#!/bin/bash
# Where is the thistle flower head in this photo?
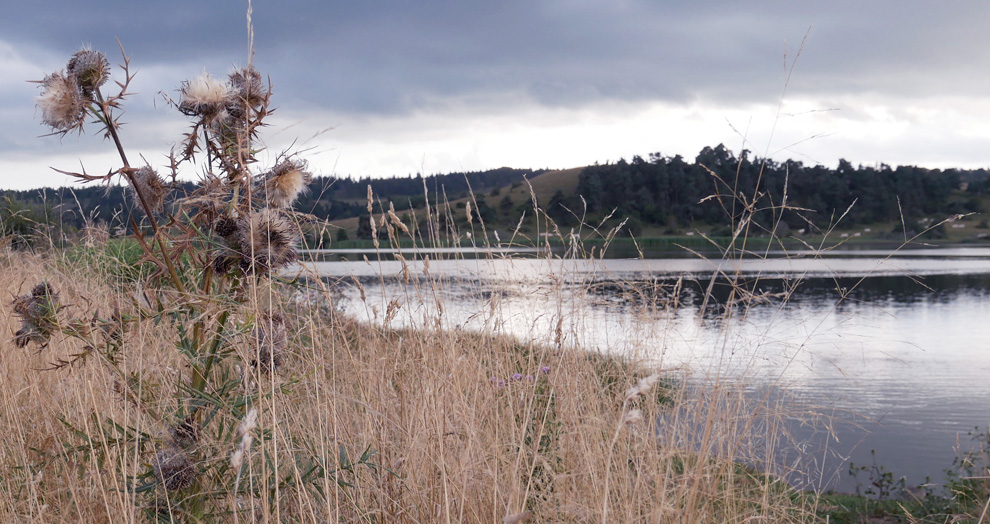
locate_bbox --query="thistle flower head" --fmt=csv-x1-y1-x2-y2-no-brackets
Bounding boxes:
30,282,57,300
261,159,311,208
36,71,86,133
211,214,241,276
228,66,265,110
213,215,239,239
12,282,60,348
236,209,299,275
251,311,287,372
66,49,110,94
178,71,233,117
212,254,235,275
130,166,166,215
152,446,196,491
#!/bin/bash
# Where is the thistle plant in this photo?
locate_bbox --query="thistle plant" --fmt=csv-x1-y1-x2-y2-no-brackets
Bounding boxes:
15,42,372,521
12,282,61,348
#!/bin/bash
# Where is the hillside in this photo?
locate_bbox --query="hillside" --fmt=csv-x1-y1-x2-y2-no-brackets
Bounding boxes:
4,145,990,247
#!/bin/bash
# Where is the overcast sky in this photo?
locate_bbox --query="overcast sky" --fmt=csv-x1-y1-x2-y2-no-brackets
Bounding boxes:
3,1,990,190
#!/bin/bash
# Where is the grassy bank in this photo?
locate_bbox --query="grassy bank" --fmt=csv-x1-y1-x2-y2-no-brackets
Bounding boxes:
0,247,825,523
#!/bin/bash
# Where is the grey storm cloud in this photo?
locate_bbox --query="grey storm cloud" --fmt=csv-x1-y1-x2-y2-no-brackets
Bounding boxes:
6,1,990,115
5,0,990,188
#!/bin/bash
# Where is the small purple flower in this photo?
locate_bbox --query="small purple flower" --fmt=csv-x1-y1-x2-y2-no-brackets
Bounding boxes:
511,373,523,381
526,375,534,382
540,366,551,375
490,376,499,384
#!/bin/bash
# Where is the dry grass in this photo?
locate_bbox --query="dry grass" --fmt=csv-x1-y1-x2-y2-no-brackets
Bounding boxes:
0,240,822,523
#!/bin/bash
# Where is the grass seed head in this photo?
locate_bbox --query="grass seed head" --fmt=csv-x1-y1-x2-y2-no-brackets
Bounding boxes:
387,203,410,234
503,511,533,524
37,71,86,133
625,373,661,402
623,408,645,425
66,49,110,94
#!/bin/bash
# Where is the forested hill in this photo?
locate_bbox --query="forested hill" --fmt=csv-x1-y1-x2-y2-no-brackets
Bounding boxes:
549,144,988,237
2,145,989,241
0,167,545,236
301,167,546,220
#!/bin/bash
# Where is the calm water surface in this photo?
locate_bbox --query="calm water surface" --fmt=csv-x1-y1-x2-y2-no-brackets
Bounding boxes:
294,247,990,491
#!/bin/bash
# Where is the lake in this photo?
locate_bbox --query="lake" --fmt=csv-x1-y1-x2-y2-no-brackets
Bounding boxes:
292,246,990,492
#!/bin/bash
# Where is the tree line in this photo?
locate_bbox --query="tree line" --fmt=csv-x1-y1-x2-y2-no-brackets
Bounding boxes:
0,167,544,241
548,144,986,237
2,146,987,242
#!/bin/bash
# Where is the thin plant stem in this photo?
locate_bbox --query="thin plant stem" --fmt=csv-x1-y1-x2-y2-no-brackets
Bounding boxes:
94,89,186,295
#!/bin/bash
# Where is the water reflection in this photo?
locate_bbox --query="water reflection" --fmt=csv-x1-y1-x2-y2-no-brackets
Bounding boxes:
294,252,990,491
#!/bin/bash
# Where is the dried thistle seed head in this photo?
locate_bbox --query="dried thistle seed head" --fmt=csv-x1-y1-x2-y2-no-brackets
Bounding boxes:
31,282,57,300
152,447,196,491
36,71,86,132
214,215,239,238
130,166,166,215
178,71,233,117
67,49,110,93
261,159,312,208
228,66,265,110
12,282,60,348
252,312,287,372
237,209,299,275
15,283,59,318
212,253,236,275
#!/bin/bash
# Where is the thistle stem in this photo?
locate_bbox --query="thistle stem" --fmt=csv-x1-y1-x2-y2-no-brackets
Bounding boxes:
94,90,186,295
